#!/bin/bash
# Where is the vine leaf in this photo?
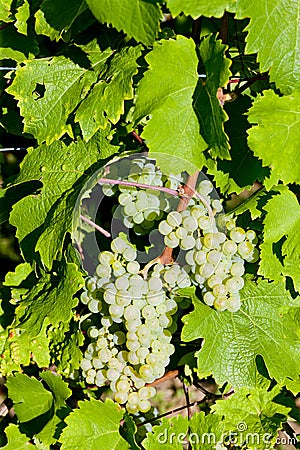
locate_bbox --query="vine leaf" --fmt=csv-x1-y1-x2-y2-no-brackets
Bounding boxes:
181,280,300,393
193,34,231,159
35,0,88,40
0,24,39,63
14,260,82,336
6,44,112,144
189,412,224,450
2,424,32,450
166,0,236,18
6,373,53,422
40,371,72,409
214,94,269,192
143,415,188,449
236,0,300,94
259,187,300,292
60,398,129,450
85,0,162,45
0,0,14,22
9,134,116,268
167,0,300,93
247,90,300,188
36,372,72,446
2,324,50,372
133,36,207,174
14,0,30,35
212,380,290,449
75,45,141,140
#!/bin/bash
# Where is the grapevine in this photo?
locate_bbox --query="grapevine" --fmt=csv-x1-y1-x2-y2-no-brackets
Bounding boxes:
76,155,258,415
0,1,299,449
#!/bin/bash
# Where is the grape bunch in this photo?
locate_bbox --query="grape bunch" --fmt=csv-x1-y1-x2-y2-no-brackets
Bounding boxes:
101,156,185,234
157,179,258,312
79,156,259,413
80,234,191,413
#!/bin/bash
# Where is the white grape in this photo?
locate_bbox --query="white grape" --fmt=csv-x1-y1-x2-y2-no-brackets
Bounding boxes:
230,227,246,243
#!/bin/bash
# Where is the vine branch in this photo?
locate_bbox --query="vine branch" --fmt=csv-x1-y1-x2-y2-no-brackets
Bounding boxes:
79,214,111,238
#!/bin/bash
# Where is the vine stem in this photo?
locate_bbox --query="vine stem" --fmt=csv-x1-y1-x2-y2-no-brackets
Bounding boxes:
97,176,214,221
132,131,148,150
79,214,111,238
98,177,186,197
136,400,203,428
183,382,191,421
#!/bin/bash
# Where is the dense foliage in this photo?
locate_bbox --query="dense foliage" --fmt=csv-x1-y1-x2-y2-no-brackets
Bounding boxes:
0,0,299,449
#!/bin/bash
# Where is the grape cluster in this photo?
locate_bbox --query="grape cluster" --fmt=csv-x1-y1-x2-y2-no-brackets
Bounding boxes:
102,156,184,234
157,180,258,312
80,156,259,413
80,234,191,413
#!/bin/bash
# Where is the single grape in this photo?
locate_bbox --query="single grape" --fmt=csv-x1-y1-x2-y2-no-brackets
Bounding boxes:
230,227,246,243
180,235,196,250
225,276,244,293
237,241,255,258
212,283,227,297
88,299,102,314
119,192,133,206
139,399,151,412
198,216,213,231
158,220,173,236
222,240,238,256
203,291,215,306
81,358,93,371
207,249,222,265
166,211,182,227
164,233,179,248
182,215,198,232
115,391,128,404
230,261,245,277
198,179,213,196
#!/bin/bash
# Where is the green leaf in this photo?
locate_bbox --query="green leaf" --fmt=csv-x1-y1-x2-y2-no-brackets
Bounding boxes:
6,373,53,423
75,45,141,140
134,36,207,174
36,372,72,445
5,325,50,370
38,0,88,36
215,94,269,191
14,0,30,35
259,187,300,292
182,280,300,393
34,9,61,41
236,0,300,94
143,415,188,449
14,260,82,336
189,411,224,450
212,381,290,449
57,326,84,375
205,157,242,196
0,181,41,225
60,398,129,450
85,0,162,45
0,0,14,22
4,263,32,286
227,188,268,220
194,34,231,159
166,0,236,18
247,91,300,188
40,371,72,409
2,424,32,450
0,25,38,62
6,46,112,144
9,135,116,268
